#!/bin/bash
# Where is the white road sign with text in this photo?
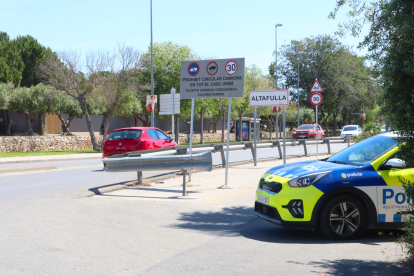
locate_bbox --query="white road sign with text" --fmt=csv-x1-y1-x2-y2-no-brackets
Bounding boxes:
180,58,245,99
249,90,289,106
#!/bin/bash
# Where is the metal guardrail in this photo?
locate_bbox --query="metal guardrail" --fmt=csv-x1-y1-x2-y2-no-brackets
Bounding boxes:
103,152,212,196
102,137,352,195
105,138,352,166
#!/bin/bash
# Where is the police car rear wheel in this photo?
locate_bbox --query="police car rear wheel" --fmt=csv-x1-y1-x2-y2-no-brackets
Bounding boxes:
320,195,366,240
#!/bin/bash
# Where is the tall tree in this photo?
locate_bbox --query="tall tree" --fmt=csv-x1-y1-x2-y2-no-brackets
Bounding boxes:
92,44,142,144
272,35,378,132
0,32,24,86
140,41,197,127
14,35,50,87
38,50,110,150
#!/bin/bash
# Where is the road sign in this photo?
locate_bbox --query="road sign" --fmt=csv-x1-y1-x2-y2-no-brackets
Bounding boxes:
225,60,237,75
188,63,200,76
361,113,366,120
160,94,180,115
180,58,245,99
206,61,218,76
310,79,323,93
272,106,281,113
249,90,289,106
310,92,323,105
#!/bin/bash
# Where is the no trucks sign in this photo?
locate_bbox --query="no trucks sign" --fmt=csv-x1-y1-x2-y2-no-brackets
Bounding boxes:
180,58,245,99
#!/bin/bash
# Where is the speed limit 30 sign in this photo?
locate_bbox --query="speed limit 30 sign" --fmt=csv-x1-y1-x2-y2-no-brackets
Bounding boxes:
310,92,323,106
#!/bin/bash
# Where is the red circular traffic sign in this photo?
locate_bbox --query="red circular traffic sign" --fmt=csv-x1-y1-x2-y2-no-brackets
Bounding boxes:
206,61,218,76
310,92,323,106
225,60,237,75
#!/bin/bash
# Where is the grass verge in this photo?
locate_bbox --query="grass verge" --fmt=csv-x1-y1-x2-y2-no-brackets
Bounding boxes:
0,148,100,158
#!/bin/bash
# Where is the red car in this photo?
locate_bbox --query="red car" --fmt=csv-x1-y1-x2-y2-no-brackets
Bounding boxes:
292,124,324,139
102,127,178,158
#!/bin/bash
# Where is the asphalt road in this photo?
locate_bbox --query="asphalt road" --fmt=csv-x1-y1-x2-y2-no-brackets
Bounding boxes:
2,142,406,276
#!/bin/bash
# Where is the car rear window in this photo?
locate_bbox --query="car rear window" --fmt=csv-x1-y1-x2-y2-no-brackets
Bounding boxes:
343,126,357,131
298,126,314,130
107,130,142,140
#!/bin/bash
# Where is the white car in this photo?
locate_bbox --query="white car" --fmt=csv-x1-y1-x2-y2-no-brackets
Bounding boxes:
340,125,362,138
381,126,386,133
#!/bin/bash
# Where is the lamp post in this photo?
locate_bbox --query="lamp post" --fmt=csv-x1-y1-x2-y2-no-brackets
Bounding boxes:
297,51,303,128
150,0,154,127
275,23,282,140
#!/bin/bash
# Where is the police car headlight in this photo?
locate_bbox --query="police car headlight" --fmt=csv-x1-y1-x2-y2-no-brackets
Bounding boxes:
288,171,331,187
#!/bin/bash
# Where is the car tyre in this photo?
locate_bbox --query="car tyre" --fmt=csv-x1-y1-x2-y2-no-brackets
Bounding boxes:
319,195,366,240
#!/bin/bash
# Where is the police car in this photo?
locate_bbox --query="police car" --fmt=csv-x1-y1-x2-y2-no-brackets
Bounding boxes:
255,133,412,239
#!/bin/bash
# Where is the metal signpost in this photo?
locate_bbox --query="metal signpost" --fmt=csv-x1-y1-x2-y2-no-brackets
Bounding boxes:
249,90,290,164
160,88,180,141
180,58,245,188
273,106,281,140
310,86,323,158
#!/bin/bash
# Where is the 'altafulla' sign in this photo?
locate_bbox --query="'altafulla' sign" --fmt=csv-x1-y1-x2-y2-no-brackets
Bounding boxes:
249,90,289,106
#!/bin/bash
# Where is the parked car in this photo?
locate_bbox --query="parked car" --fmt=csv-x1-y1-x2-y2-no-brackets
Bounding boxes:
340,125,362,138
102,127,178,158
255,133,409,240
292,124,324,139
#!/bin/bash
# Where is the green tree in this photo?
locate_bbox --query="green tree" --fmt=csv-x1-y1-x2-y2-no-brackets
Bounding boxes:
50,92,83,134
8,86,36,135
38,50,111,150
14,35,50,87
0,82,13,135
0,32,24,86
140,41,197,127
272,35,379,133
331,0,414,262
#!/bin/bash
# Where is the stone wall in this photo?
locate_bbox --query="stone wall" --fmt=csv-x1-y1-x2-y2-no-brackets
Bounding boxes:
178,133,236,143
0,136,103,153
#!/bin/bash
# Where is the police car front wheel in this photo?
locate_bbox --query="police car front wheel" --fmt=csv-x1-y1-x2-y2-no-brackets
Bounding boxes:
319,195,366,240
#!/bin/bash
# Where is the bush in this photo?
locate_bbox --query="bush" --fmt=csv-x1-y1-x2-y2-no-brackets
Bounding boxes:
352,122,382,142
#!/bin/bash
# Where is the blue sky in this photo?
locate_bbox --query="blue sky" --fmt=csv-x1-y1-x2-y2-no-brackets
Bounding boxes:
1,0,367,74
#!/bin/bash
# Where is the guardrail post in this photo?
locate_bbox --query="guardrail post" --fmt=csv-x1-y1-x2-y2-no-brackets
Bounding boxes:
323,139,331,154
176,147,188,155
299,140,307,156
214,145,226,167
244,142,254,160
291,139,295,146
137,171,143,184
272,141,282,159
346,138,350,147
182,169,187,196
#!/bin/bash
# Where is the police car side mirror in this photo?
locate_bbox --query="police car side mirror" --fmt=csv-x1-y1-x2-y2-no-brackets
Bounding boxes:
382,158,407,170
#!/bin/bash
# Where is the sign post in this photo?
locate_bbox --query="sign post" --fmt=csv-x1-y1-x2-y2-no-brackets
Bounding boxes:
160,89,180,140
310,90,323,158
180,58,245,189
188,98,195,182
273,106,281,140
249,90,289,164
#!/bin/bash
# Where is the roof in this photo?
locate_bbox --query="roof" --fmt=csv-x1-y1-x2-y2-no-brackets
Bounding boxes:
110,127,157,132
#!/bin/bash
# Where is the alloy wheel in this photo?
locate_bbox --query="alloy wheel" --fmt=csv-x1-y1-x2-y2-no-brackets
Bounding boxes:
329,202,360,236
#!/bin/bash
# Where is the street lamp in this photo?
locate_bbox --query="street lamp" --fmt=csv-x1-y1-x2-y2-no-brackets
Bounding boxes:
150,0,154,127
275,23,286,164
275,23,282,141
297,51,303,128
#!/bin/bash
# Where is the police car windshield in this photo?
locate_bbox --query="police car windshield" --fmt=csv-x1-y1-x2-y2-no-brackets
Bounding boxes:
326,135,398,165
